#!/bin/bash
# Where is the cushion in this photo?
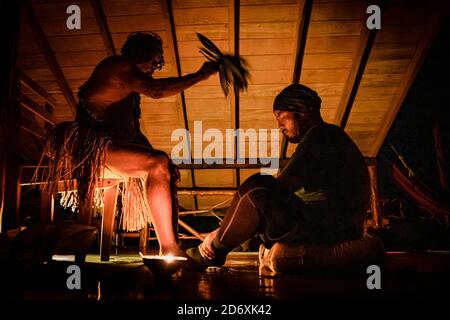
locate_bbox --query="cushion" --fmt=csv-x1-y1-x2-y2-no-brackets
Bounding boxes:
259,234,385,275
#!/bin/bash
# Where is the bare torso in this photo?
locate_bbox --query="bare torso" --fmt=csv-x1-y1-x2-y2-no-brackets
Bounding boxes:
79,56,136,109
77,55,214,143
78,56,145,142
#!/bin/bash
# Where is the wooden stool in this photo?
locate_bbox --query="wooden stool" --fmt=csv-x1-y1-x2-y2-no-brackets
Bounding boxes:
39,177,122,262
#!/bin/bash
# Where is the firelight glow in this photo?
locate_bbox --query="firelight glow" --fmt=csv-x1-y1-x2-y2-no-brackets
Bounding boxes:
139,252,187,264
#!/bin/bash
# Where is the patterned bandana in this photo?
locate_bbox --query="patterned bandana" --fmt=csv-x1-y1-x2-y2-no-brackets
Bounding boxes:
273,84,322,114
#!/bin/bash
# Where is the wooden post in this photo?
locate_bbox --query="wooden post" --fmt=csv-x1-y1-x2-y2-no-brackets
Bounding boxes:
100,186,118,261
139,226,149,254
79,203,93,225
40,190,54,225
433,121,449,192
0,0,22,232
368,164,382,229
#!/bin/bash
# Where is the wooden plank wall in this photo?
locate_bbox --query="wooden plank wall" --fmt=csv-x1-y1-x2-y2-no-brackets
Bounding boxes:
173,0,234,209
240,0,300,160
19,1,99,122
286,0,366,156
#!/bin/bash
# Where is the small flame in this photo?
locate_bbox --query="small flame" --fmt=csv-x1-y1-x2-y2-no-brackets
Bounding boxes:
165,254,175,263
139,252,187,263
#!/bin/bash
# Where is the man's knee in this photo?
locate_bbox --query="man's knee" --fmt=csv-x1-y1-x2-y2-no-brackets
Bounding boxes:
239,173,278,195
145,153,170,180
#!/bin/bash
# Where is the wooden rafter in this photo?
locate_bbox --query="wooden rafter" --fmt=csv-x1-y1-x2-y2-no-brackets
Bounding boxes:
165,0,198,209
281,0,313,158
18,69,56,107
90,0,116,56
20,117,46,139
291,0,313,85
178,189,236,196
230,0,241,186
18,93,56,125
369,10,445,157
23,0,76,116
176,158,291,169
334,3,381,129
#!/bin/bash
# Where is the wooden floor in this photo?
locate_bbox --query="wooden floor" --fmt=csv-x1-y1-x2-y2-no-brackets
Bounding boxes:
3,251,450,303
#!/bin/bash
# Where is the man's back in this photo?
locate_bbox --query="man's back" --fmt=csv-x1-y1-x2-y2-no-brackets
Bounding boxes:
78,56,139,110
281,122,370,213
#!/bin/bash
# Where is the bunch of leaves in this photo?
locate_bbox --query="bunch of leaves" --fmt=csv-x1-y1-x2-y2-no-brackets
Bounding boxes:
197,33,250,97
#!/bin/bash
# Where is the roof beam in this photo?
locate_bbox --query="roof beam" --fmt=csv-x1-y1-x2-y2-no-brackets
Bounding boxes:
24,0,76,116
230,0,241,186
90,0,116,56
335,30,377,128
369,10,445,157
291,0,313,85
164,0,198,209
176,158,291,169
18,69,56,107
334,3,381,129
281,0,313,158
18,93,56,125
21,117,46,139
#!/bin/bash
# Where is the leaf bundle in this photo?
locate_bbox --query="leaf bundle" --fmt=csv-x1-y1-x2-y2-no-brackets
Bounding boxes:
197,33,250,97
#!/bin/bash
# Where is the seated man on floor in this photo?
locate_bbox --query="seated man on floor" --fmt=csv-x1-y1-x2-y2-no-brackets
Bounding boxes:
186,84,371,268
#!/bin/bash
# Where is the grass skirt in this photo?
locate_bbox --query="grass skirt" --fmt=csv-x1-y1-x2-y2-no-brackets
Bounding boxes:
34,121,153,231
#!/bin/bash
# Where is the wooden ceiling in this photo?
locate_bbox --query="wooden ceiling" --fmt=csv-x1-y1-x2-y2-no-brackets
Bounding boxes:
16,0,448,210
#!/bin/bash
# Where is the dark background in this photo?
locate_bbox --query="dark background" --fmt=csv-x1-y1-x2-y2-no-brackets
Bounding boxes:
375,18,450,249
379,18,450,198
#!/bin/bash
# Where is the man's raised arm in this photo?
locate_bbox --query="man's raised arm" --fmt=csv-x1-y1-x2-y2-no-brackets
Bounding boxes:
127,62,216,99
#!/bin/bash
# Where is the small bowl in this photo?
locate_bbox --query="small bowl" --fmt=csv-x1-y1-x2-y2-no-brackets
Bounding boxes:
139,252,188,277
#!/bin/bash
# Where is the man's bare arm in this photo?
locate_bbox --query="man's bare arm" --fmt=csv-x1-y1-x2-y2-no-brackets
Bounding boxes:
127,62,216,99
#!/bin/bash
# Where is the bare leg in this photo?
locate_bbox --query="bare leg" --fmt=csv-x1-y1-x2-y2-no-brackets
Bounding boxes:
104,141,184,256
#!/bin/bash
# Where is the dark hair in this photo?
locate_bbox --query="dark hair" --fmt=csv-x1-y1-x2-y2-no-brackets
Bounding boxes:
121,32,163,64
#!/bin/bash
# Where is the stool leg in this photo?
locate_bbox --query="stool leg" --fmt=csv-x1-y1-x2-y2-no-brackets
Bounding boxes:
40,190,54,225
79,203,92,225
368,164,382,229
139,226,149,254
100,187,118,261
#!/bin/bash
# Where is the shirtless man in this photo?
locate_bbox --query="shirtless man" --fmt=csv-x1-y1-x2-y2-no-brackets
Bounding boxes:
42,32,216,258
